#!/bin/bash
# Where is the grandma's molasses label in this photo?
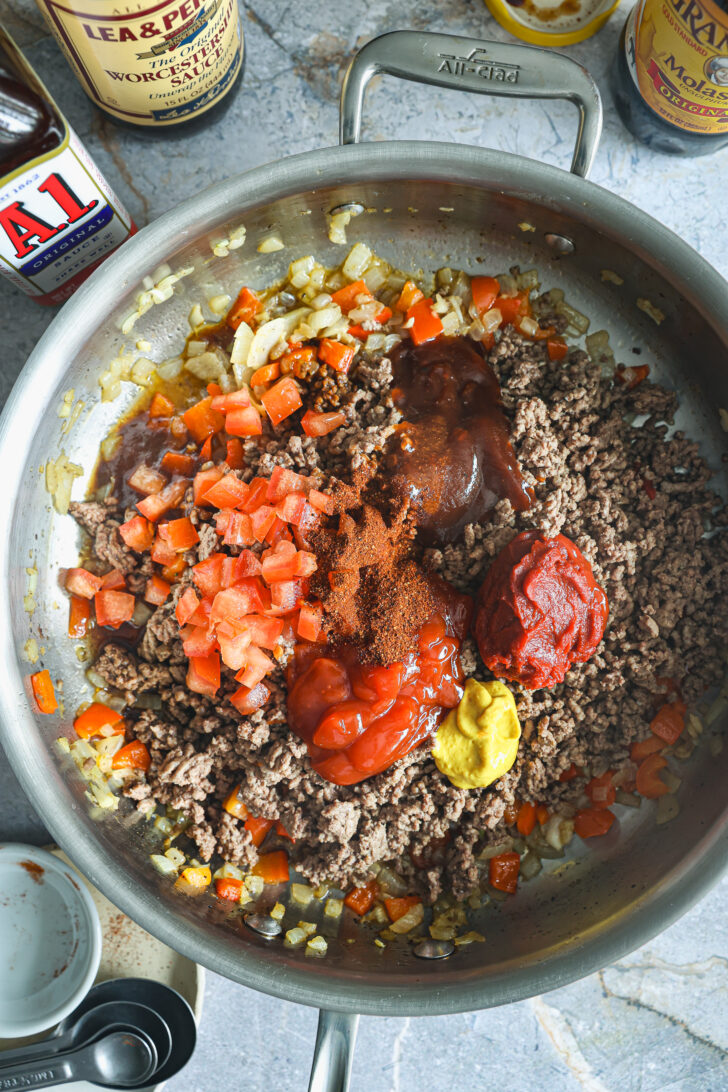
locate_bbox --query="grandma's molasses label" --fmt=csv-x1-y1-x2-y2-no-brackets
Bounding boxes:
625,0,728,135
37,0,243,126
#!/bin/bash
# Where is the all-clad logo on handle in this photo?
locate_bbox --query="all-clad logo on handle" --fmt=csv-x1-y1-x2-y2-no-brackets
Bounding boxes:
436,46,520,84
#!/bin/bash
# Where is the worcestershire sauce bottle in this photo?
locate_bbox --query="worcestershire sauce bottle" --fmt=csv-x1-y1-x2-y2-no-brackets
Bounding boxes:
0,27,135,303
612,0,728,155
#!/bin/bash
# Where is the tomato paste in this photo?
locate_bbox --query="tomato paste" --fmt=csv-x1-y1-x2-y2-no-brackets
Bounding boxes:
287,613,466,785
474,531,608,690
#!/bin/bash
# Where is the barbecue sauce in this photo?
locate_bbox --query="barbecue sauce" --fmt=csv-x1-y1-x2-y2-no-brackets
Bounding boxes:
386,336,531,544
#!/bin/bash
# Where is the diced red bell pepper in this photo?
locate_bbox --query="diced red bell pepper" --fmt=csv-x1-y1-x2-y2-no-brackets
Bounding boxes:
74,701,123,739
136,479,187,522
471,275,500,315
182,396,225,444
100,569,126,590
30,669,58,714
225,404,263,437
181,624,218,658
232,550,263,579
384,895,421,922
252,850,289,883
489,852,520,894
223,512,255,548
192,554,225,598
161,517,199,552
250,505,277,543
160,451,196,478
176,588,200,627
144,574,171,605
218,630,253,671
261,377,302,426
317,339,355,375
211,581,266,623
94,589,135,628
249,361,280,388
630,735,666,762
203,474,249,509
68,594,91,638
275,491,307,526
225,438,244,469
266,466,308,503
227,286,261,330
586,771,616,809
199,435,213,461
211,389,250,412
245,815,275,848
193,466,224,505
119,516,154,553
151,535,177,567
308,489,334,515
215,877,243,901
495,294,528,325
186,651,221,698
128,464,166,496
406,298,443,346
297,603,322,642
269,579,302,613
344,880,378,916
650,700,686,744
65,567,102,599
242,614,284,650
396,281,424,313
558,762,581,782
574,807,616,839
149,392,175,418
635,753,669,798
230,681,270,715
547,337,569,361
235,645,274,689
331,279,372,312
516,802,537,837
241,477,268,513
301,410,346,437
112,740,151,772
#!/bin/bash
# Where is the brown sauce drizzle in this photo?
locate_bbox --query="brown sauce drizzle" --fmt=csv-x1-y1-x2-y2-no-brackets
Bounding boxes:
386,336,531,545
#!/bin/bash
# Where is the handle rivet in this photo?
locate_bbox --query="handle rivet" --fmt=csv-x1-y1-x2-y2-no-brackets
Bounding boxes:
544,233,575,255
328,202,365,217
243,912,282,938
413,938,455,959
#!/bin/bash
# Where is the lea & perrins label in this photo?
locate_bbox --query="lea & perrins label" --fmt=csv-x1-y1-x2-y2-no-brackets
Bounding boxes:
35,0,244,127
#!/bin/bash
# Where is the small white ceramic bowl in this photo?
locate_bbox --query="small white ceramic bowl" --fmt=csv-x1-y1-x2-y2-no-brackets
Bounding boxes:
0,844,102,1038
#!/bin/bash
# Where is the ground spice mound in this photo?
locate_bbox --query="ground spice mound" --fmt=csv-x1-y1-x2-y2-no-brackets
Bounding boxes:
310,464,436,663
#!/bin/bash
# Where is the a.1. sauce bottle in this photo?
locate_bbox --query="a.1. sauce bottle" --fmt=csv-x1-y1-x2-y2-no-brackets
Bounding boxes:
0,26,135,304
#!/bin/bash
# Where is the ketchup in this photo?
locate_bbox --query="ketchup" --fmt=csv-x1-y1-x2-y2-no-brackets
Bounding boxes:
387,336,531,544
474,531,609,690
287,614,465,786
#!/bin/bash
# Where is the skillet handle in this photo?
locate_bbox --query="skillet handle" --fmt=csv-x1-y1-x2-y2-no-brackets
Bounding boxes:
340,29,602,178
307,1010,359,1092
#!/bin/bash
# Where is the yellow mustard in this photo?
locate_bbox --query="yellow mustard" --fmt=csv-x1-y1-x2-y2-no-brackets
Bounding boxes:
432,679,521,790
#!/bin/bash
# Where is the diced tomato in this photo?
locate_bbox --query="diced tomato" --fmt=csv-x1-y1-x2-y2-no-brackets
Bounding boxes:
586,770,616,809
161,451,196,477
406,298,443,346
384,895,420,922
266,466,308,503
94,589,135,628
181,624,218,658
471,275,500,315
193,466,224,505
241,477,269,513
149,392,175,418
331,279,372,312
516,801,537,837
574,807,616,839
100,569,126,590
144,574,171,605
650,700,686,745
227,286,261,330
186,651,221,698
203,474,249,509
317,338,355,375
343,881,378,916
176,587,200,627
225,438,244,470
308,489,333,516
119,516,154,553
215,877,243,901
249,361,280,388
235,645,274,689
136,479,187,522
192,554,225,597
252,850,289,884
112,740,151,772
68,594,91,638
635,753,669,798
128,464,166,496
225,404,263,437
489,852,520,894
396,280,424,313
74,701,122,739
182,396,225,444
250,505,277,543
630,735,666,762
547,337,569,361
30,669,58,715
65,567,102,599
261,377,302,426
297,603,322,642
223,512,255,548
230,681,270,715
301,410,346,437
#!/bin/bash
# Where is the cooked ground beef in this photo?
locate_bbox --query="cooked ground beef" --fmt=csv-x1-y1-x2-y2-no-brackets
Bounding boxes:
72,331,728,902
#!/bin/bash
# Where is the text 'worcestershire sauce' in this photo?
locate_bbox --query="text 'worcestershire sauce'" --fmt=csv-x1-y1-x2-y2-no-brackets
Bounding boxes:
0,27,135,304
386,336,532,544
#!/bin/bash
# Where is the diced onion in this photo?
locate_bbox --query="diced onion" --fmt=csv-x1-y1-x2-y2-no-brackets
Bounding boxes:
258,234,285,254
389,902,424,934
306,935,328,956
290,883,314,906
656,794,680,825
342,243,372,281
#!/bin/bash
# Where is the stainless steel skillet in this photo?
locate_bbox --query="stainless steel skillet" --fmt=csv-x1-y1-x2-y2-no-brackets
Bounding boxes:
0,30,727,1092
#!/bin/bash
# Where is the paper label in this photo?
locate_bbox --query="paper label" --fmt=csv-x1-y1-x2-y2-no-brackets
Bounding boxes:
38,0,243,126
0,128,134,303
625,0,728,134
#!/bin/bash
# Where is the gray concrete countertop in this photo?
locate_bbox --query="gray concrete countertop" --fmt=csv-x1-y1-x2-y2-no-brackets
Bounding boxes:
1,1,727,1088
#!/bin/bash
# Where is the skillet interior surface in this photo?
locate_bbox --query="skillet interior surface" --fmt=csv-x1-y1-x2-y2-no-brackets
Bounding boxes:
1,141,727,1016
